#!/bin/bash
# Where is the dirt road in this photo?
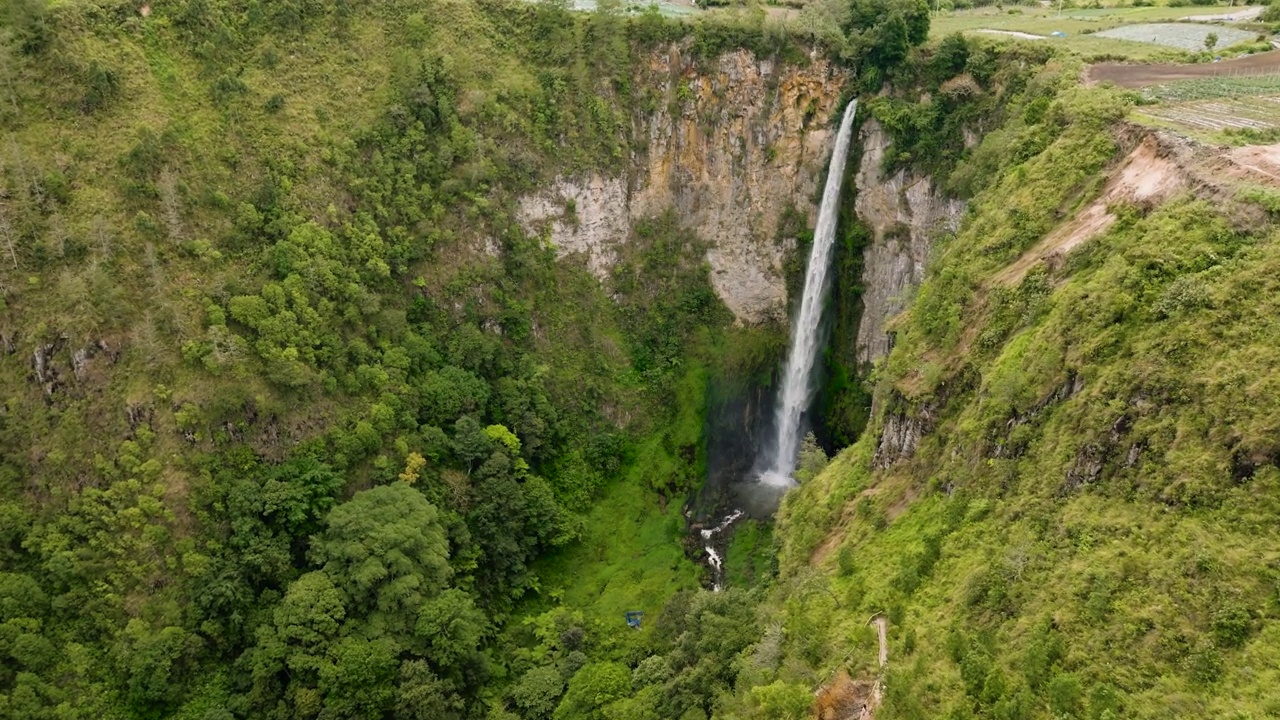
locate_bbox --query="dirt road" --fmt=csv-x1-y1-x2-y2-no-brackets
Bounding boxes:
993,135,1185,286
874,616,887,668
856,616,888,720
1185,6,1264,22
976,29,1047,40
1088,51,1280,88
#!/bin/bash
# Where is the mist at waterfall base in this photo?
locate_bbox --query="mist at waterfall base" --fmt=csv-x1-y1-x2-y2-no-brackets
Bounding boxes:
694,99,859,588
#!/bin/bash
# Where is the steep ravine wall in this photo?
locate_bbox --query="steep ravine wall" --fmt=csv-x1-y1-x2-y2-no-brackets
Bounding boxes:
518,47,848,324
851,118,966,367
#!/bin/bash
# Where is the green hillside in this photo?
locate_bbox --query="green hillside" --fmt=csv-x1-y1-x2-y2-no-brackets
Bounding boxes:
773,69,1280,720
0,0,807,716
5,0,1280,718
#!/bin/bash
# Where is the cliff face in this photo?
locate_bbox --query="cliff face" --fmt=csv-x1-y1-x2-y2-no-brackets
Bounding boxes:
851,118,966,367
518,47,848,324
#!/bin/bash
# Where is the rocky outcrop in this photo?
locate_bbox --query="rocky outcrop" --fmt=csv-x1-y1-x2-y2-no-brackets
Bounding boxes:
852,119,966,367
30,335,120,399
986,373,1085,459
32,336,67,399
873,396,937,469
518,47,848,324
516,176,629,278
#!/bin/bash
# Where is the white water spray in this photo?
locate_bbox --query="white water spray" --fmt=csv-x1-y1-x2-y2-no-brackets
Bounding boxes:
761,99,858,487
701,509,743,592
700,509,745,540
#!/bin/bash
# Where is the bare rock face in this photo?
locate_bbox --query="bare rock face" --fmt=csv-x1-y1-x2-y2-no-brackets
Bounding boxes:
32,336,67,399
518,47,848,325
873,397,936,468
28,335,121,399
853,118,966,367
516,176,630,278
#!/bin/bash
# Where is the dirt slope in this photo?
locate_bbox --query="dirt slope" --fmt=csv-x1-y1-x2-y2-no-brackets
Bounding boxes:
996,129,1280,286
994,134,1185,285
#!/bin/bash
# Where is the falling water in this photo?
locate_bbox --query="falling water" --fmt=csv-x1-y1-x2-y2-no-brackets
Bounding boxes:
760,99,858,487
695,101,858,593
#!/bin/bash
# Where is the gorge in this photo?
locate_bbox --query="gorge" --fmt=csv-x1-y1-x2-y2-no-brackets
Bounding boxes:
5,0,1280,718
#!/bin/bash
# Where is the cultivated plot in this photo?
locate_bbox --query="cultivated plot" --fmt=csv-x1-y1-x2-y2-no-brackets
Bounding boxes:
1094,22,1257,51
1141,75,1280,102
1140,95,1280,131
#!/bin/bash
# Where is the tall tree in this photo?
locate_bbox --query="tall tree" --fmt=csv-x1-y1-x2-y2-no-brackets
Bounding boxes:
247,570,346,717
414,588,486,674
309,482,451,634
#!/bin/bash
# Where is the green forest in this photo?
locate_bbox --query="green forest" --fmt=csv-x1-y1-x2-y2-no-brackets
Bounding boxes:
5,0,1280,717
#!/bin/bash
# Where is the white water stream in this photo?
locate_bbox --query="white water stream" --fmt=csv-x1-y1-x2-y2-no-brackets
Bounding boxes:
760,99,858,487
701,509,743,591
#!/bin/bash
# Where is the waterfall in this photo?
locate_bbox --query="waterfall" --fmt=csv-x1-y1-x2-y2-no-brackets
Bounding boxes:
694,100,858,593
760,99,858,487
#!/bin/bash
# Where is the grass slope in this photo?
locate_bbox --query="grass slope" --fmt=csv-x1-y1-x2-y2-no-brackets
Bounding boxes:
764,63,1280,719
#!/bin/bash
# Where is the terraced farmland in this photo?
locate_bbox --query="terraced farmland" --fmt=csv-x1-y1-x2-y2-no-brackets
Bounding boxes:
1141,95,1280,131
1095,22,1256,51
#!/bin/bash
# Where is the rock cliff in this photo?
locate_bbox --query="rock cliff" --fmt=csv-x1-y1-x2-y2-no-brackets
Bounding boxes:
852,118,966,367
518,46,848,324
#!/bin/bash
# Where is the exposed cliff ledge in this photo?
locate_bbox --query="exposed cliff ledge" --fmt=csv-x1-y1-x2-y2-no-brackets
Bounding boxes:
518,46,848,324
852,118,966,367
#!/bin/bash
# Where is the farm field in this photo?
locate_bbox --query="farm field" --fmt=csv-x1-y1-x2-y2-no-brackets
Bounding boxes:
1094,21,1257,50
1136,95,1280,132
1090,50,1280,85
930,4,1259,37
1183,5,1266,21
1139,74,1280,101
929,4,1260,59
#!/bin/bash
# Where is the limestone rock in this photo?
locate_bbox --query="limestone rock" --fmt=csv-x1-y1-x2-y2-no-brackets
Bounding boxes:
517,176,629,278
853,118,966,367
873,398,936,469
517,45,849,325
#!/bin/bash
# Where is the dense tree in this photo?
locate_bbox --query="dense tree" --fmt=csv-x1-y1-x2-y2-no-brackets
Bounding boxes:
247,571,347,716
193,455,345,648
844,0,930,84
115,621,204,716
309,483,451,634
395,660,466,720
263,572,346,671
553,662,631,720
750,680,812,720
419,366,490,427
0,573,45,622
315,636,400,720
512,665,565,720
414,588,486,674
451,416,494,470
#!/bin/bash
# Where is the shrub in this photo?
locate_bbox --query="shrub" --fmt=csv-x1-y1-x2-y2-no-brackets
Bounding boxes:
81,60,120,114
